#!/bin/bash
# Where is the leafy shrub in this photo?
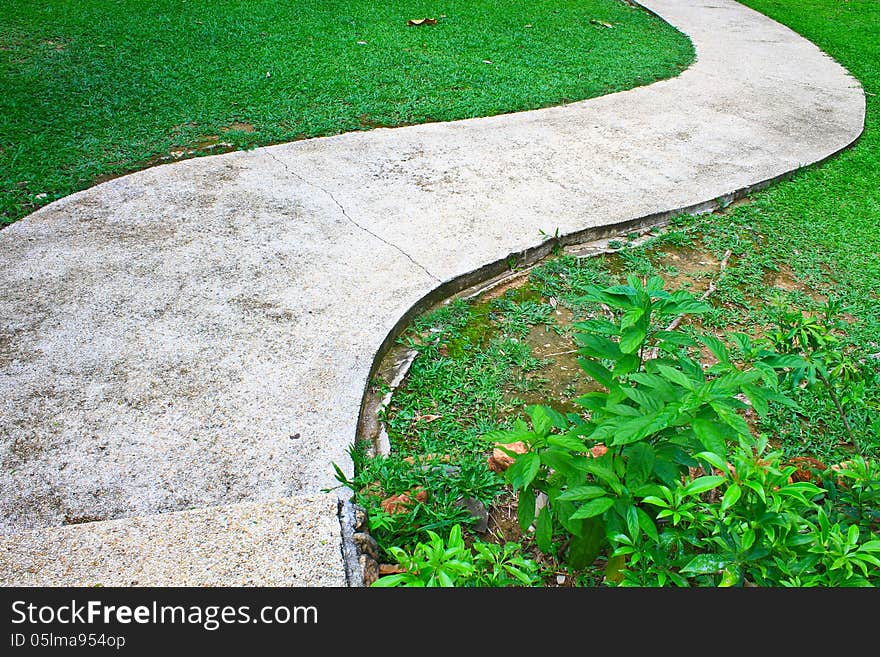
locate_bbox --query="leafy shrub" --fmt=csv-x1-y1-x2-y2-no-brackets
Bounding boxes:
373,525,541,587
488,276,880,586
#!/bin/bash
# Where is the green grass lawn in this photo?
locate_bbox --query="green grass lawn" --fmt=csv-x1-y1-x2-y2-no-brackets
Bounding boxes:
0,0,693,225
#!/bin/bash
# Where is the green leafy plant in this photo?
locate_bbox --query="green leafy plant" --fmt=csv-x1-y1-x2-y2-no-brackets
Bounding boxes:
373,525,475,587
373,525,541,587
487,276,802,570
766,299,870,449
612,438,880,587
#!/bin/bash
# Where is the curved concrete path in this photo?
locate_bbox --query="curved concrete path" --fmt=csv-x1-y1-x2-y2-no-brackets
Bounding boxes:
0,0,864,585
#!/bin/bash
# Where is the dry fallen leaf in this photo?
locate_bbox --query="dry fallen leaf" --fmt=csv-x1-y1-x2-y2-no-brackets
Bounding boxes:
483,59,493,64
414,414,442,423
407,17,438,26
590,19,614,28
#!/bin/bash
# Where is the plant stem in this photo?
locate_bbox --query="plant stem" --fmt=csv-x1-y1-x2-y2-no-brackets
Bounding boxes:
815,369,858,449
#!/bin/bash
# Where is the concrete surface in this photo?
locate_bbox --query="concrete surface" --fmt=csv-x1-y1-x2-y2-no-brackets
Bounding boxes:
0,0,865,584
0,494,345,586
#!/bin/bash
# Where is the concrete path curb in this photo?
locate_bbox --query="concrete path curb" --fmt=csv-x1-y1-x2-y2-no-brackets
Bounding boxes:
0,0,864,585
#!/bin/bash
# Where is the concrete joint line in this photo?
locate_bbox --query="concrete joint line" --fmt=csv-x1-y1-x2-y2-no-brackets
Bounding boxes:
265,150,441,283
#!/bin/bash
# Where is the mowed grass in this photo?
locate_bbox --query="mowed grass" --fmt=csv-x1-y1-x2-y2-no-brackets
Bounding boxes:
0,0,694,225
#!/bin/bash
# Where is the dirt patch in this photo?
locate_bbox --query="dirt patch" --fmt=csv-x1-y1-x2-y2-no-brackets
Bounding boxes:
505,305,601,415
485,494,522,544
358,114,393,130
222,122,256,133
40,39,66,52
762,263,827,302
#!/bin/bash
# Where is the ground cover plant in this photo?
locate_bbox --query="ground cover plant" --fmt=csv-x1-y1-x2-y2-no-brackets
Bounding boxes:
0,0,693,225
342,0,880,586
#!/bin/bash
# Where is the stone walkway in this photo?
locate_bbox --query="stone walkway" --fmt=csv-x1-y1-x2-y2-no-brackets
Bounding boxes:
0,0,864,585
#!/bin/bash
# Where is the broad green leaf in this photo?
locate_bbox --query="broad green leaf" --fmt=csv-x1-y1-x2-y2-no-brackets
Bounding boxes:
508,453,541,491
619,326,647,354
628,373,677,399
541,447,588,475
527,405,553,436
719,568,739,587
706,369,762,395
605,284,639,297
620,385,663,412
570,496,615,520
607,408,677,446
625,504,639,540
612,353,641,378
605,403,643,418
652,458,679,486
762,354,808,369
742,383,770,417
631,483,664,498
575,332,622,361
544,406,570,430
697,334,731,363
584,287,633,309
666,292,712,315
741,527,756,551
711,403,751,437
557,485,607,502
743,480,767,503
621,306,645,330
583,461,622,493
624,442,655,489
604,554,627,585
646,275,666,293
680,553,729,575
653,330,698,346
573,318,619,336
696,450,728,472
578,358,614,388
371,574,410,587
683,475,725,496
692,417,729,457
729,332,752,354
547,434,587,452
776,482,823,499
721,483,741,511
517,487,536,532
656,364,696,390
535,507,553,553
636,507,659,542
566,519,606,569
575,392,606,411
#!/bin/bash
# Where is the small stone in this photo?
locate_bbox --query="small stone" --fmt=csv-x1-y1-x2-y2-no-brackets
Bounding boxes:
487,441,528,472
352,532,379,560
380,489,428,514
379,563,406,576
456,497,488,533
352,504,368,532
359,554,379,586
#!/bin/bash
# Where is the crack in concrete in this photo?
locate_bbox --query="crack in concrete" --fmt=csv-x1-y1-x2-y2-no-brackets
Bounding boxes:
266,150,441,283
